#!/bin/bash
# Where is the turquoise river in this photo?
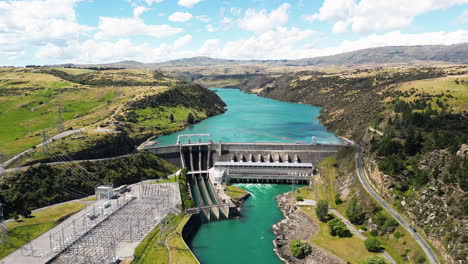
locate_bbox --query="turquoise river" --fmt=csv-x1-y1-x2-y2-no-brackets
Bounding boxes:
156,88,340,263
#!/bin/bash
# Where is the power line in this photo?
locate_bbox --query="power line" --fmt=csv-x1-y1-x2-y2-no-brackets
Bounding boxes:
44,145,99,190
41,130,103,186
41,132,99,192
44,139,105,185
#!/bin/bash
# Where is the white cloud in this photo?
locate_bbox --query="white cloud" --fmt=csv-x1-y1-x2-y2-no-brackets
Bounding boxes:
95,17,183,39
230,7,242,16
195,15,210,23
143,0,164,5
0,0,92,56
173,34,192,49
305,0,355,22
168,12,193,22
206,24,217,32
457,10,468,22
133,6,149,17
332,20,349,34
199,27,315,59
178,0,202,8
238,3,291,33
205,17,234,32
306,0,468,33
36,38,179,63
198,39,221,55
34,30,468,64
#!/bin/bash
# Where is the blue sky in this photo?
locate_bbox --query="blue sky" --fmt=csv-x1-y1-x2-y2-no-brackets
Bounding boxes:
0,0,467,66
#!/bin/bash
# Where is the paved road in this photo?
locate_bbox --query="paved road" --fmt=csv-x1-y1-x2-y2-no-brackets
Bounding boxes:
1,128,119,169
4,154,135,173
2,129,84,168
354,145,440,264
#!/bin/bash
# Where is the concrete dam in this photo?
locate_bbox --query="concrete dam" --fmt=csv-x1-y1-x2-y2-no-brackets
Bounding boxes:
144,134,347,220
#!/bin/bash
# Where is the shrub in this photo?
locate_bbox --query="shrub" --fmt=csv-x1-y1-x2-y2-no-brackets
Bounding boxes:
381,218,399,234
370,230,378,237
12,212,19,221
22,209,32,218
372,211,388,226
178,168,195,209
316,200,329,222
394,231,404,239
290,239,312,259
328,217,351,237
296,195,304,202
335,193,343,204
416,255,426,263
187,112,195,124
346,197,365,224
358,255,388,264
364,237,382,252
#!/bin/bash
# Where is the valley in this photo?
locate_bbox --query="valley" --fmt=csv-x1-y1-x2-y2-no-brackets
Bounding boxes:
0,44,467,264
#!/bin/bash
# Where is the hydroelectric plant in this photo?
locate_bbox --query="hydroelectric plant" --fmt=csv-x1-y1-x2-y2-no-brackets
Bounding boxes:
144,133,347,221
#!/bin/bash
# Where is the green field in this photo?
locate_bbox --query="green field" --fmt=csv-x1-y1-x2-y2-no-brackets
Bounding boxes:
301,206,380,263
396,75,468,111
132,214,197,264
0,202,85,259
166,215,198,264
51,68,96,75
134,105,201,131
224,184,249,200
0,67,179,156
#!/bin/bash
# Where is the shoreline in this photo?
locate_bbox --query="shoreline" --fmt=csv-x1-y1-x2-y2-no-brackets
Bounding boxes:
273,192,344,264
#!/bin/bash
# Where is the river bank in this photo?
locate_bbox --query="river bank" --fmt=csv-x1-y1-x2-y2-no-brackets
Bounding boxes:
273,193,344,264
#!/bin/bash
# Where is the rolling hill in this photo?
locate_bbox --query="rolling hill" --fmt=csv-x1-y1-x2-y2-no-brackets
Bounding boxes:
55,43,468,69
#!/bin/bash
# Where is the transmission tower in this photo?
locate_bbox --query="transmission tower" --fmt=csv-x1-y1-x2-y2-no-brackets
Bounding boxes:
0,203,9,247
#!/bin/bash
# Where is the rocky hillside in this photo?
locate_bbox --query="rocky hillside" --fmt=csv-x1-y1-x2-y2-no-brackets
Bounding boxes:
239,66,468,263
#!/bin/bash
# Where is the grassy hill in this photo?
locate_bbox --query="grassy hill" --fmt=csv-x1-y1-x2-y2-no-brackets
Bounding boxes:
0,67,225,158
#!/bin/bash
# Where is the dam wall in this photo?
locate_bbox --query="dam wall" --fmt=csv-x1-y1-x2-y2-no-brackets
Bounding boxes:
145,142,346,168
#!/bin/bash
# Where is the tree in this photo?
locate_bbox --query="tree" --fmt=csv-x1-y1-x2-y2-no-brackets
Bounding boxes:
416,255,426,263
22,209,32,218
359,255,387,264
187,113,195,124
316,200,329,222
404,127,421,156
346,197,365,224
372,211,388,226
327,217,351,237
364,237,382,252
380,218,398,234
334,193,343,205
169,113,174,122
11,212,19,221
290,239,312,259
378,137,402,156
